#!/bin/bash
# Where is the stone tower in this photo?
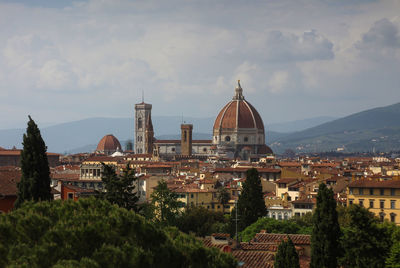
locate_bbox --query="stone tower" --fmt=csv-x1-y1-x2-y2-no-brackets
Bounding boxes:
181,124,193,156
134,102,153,154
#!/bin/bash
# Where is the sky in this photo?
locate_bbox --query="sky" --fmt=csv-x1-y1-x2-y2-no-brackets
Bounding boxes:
0,0,399,129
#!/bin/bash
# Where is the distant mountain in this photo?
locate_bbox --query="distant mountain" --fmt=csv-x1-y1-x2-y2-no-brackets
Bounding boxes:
270,103,400,153
0,116,214,154
266,116,336,133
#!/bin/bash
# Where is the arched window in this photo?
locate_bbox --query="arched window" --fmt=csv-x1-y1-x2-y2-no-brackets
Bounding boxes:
225,136,231,142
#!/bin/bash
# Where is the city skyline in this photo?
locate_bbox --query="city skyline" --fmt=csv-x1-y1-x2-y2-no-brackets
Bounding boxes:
0,0,400,129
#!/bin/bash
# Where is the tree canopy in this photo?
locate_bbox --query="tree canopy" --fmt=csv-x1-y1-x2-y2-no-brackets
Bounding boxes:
15,116,52,208
150,180,182,226
340,204,392,268
274,237,300,268
0,198,236,268
310,183,341,268
100,163,139,212
177,206,227,237
237,168,266,231
240,217,312,242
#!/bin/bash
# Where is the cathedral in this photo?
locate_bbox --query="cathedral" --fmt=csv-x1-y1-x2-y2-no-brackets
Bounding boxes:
134,81,273,160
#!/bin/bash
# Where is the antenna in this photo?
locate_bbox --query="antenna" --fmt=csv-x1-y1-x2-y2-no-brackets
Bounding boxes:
142,90,144,103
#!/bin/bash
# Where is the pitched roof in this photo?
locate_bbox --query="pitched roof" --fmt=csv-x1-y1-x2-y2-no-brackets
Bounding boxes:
253,233,311,245
0,167,21,196
349,179,400,189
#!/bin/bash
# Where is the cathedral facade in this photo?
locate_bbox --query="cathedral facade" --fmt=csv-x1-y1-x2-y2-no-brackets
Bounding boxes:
134,81,272,160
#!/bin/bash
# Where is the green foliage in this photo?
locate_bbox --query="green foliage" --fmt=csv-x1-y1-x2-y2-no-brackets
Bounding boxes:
15,116,52,207
386,242,400,268
151,180,182,226
237,168,266,230
177,206,227,237
100,164,139,212
274,237,300,268
0,198,236,268
339,205,392,268
240,217,312,242
217,187,231,213
310,183,341,268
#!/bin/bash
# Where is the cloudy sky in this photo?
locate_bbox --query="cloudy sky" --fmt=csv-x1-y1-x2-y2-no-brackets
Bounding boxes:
0,0,399,129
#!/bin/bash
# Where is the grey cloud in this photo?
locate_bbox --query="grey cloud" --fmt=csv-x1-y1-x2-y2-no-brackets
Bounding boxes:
263,30,334,62
356,18,400,50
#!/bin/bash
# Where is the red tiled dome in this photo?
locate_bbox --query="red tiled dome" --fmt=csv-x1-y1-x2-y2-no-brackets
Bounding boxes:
213,99,264,131
96,134,121,152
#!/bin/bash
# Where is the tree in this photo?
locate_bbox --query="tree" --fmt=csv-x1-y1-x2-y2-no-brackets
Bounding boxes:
0,198,236,267
15,116,52,208
274,237,300,268
100,163,139,212
125,140,133,151
340,205,391,268
387,242,400,268
237,168,266,230
217,187,230,214
177,206,227,237
151,180,181,226
310,183,341,268
240,217,311,242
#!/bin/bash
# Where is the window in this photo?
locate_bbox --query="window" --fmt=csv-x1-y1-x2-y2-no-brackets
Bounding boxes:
380,189,385,195
359,188,364,195
369,200,374,208
284,213,288,220
225,136,231,142
380,200,385,209
349,199,354,205
391,200,396,209
171,147,175,152
67,193,74,199
359,200,364,207
278,213,282,220
203,148,207,152
191,194,194,198
349,188,353,194
184,131,187,142
244,137,248,142
138,117,142,129
391,189,396,196
369,188,374,195
391,213,396,223
380,212,385,222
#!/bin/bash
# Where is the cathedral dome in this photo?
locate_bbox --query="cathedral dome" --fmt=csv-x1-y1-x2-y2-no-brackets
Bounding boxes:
96,134,122,155
213,81,264,132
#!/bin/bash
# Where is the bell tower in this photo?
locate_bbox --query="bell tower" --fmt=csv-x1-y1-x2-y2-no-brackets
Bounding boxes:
134,101,153,154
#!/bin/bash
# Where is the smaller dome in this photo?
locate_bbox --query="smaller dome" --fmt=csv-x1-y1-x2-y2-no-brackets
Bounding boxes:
96,134,122,155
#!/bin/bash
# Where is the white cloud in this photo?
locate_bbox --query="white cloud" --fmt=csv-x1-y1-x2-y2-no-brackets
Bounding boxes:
0,0,399,127
268,71,289,94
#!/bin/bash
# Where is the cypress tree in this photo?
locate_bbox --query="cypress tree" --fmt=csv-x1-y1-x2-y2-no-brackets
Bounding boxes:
15,116,52,207
237,168,266,230
274,237,300,268
310,183,341,268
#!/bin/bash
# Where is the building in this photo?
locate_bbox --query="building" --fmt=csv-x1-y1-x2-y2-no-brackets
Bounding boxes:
0,148,60,167
212,81,273,159
134,81,273,160
347,179,400,224
95,134,122,155
134,102,154,154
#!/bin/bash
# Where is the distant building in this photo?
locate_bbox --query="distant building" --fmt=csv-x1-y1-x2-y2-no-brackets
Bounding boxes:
95,134,122,155
347,179,400,225
135,81,273,160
